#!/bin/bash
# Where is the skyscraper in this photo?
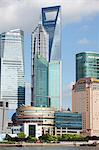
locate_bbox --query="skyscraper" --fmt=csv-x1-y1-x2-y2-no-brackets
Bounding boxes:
31,6,62,110
76,52,99,81
49,61,62,110
32,54,49,107
31,24,49,107
42,6,61,61
0,29,25,110
32,24,49,61
42,6,62,110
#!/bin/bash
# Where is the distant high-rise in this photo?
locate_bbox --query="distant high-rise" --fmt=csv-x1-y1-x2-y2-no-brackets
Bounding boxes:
76,52,99,81
0,29,25,109
31,6,62,110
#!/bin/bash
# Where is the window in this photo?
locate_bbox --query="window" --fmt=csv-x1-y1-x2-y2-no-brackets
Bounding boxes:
0,101,3,107
6,102,8,107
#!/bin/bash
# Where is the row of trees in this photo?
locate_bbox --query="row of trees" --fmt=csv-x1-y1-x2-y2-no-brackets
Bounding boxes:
39,134,89,142
5,132,89,143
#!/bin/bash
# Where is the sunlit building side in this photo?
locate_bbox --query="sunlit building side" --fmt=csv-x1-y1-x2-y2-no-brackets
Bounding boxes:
0,29,25,133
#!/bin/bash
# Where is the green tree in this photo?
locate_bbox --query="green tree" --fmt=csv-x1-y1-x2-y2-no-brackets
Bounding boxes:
52,135,58,142
58,134,86,141
39,134,57,143
27,136,37,143
18,132,26,139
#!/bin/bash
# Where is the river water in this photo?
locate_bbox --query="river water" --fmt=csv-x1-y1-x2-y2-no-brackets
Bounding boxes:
0,146,98,150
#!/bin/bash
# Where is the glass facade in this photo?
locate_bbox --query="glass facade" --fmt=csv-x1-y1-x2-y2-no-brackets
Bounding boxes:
76,52,99,81
32,24,49,61
42,6,61,61
0,29,25,109
55,112,82,129
49,61,62,110
31,24,49,107
32,54,49,107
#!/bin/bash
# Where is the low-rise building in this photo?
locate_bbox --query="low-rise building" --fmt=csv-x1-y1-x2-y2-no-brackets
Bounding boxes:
55,111,82,136
13,106,55,136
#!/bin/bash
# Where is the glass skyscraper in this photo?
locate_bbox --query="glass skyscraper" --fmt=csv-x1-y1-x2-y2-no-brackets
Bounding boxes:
31,24,49,107
42,6,61,61
42,6,62,110
0,29,25,110
76,52,99,81
32,24,49,61
32,54,49,107
49,61,62,110
31,6,62,110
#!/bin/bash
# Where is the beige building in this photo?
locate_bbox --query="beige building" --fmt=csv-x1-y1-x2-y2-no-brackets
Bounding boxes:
72,78,99,136
13,106,55,135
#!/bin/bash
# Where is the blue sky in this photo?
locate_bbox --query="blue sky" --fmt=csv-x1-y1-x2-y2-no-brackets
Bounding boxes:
0,0,99,109
62,14,99,108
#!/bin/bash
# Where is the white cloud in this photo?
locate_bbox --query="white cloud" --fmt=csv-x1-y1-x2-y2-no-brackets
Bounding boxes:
0,0,99,32
78,38,92,45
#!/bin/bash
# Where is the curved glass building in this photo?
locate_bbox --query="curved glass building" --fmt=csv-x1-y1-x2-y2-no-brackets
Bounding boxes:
76,52,99,81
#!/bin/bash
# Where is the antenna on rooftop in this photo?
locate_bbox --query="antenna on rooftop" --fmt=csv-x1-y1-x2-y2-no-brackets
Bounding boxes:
38,14,42,25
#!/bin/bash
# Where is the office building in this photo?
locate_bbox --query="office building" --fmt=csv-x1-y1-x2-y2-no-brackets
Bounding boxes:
72,78,99,136
55,111,82,136
12,106,55,135
76,52,99,81
0,29,25,132
31,23,49,61
42,6,62,110
31,55,49,107
0,29,25,109
31,24,49,106
49,61,62,110
42,6,61,61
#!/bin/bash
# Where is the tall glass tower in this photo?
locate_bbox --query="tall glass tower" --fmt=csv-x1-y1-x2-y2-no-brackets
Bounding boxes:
31,6,62,110
32,24,49,61
76,52,99,81
49,61,62,110
42,6,62,110
31,24,49,107
0,29,25,110
42,6,61,61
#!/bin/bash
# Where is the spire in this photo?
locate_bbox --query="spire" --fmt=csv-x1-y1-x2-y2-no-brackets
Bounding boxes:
38,14,42,25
